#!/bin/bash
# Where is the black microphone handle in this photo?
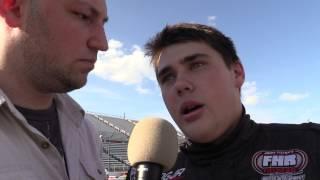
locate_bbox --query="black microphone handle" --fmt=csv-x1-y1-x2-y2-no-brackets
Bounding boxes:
134,162,163,180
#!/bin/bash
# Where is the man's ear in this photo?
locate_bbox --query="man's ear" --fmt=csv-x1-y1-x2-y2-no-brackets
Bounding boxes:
0,0,23,27
231,61,245,89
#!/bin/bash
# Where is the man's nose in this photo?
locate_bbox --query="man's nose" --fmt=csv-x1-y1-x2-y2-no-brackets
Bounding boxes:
174,76,194,96
88,26,108,51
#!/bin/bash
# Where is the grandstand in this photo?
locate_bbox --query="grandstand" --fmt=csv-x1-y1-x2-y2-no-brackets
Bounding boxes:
86,112,185,179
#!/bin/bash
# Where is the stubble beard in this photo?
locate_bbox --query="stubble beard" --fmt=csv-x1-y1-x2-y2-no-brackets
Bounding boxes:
20,3,87,94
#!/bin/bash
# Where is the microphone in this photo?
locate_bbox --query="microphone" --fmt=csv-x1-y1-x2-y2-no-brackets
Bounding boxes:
127,117,178,180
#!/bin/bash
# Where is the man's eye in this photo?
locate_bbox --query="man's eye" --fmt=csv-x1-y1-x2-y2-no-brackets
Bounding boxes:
190,62,205,70
159,74,175,85
74,12,90,21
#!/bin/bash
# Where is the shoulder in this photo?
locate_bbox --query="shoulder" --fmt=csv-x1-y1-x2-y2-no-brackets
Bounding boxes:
80,115,100,143
256,122,320,142
55,93,84,111
258,122,320,132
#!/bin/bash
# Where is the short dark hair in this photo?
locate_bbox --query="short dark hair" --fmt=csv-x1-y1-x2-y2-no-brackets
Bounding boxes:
145,23,240,70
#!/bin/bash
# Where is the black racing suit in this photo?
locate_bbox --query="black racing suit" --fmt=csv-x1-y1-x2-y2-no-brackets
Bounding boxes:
128,109,320,180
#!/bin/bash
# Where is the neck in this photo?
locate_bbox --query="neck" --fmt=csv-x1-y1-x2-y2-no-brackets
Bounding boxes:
0,71,54,110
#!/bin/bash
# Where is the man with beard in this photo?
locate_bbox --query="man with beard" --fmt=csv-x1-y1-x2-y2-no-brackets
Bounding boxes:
0,0,108,179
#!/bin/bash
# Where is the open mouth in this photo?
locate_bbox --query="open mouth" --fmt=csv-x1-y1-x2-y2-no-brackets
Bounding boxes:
181,104,204,115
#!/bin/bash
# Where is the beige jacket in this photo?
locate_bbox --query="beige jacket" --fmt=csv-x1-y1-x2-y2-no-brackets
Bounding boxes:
0,89,105,180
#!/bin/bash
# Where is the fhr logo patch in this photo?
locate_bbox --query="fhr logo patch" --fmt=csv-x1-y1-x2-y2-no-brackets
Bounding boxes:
252,149,308,180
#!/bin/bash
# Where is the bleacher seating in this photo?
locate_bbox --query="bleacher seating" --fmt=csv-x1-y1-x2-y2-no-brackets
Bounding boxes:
101,141,130,172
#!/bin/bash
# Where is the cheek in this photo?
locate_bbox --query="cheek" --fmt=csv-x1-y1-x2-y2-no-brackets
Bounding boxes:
57,32,82,46
49,19,87,47
53,35,83,56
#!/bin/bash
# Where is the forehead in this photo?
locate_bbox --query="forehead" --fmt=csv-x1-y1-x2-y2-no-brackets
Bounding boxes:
156,42,217,71
71,0,107,17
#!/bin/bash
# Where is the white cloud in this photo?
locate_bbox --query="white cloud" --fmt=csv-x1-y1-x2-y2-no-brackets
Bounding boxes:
93,39,156,94
136,85,151,94
81,86,123,100
207,16,217,26
241,81,260,106
279,92,309,102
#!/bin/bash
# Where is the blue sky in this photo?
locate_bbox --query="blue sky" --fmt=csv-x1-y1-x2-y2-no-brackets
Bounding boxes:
70,0,320,127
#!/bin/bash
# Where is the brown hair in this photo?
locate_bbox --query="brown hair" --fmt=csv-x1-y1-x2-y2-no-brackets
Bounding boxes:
145,23,240,70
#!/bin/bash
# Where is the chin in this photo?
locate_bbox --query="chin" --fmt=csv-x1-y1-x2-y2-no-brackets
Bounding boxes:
187,131,216,143
58,80,87,92
73,77,88,88
70,82,86,91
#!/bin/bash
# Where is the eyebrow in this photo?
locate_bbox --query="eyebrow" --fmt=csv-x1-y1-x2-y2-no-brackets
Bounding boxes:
81,1,109,24
90,6,109,24
181,53,209,65
157,53,209,79
157,66,172,81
